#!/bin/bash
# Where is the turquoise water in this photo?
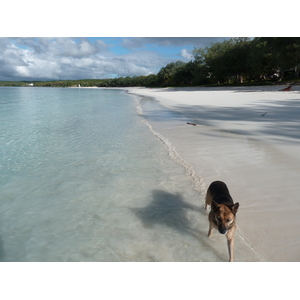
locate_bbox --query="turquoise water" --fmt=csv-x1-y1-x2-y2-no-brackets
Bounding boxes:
0,87,261,261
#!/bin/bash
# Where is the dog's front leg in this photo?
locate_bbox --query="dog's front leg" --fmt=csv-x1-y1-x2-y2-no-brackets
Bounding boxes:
226,228,235,262
227,236,234,262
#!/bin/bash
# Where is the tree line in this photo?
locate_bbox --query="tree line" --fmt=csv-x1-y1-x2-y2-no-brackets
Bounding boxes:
1,37,299,88
155,37,300,86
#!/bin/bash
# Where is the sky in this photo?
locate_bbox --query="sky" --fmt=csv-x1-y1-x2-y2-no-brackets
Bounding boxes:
0,1,292,82
0,37,230,81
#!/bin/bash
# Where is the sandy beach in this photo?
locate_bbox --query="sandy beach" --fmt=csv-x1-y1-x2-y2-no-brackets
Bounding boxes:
128,85,300,262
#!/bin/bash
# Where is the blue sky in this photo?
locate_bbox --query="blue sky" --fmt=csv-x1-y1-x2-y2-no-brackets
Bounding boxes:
1,0,292,82
0,37,230,81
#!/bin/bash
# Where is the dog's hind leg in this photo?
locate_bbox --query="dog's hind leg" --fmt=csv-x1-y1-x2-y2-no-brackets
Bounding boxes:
207,221,213,238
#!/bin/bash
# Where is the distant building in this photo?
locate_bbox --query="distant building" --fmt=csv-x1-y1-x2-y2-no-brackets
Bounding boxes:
28,83,34,86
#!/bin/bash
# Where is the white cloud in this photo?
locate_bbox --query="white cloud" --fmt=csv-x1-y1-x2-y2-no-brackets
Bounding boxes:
0,37,230,81
0,37,167,80
47,38,101,58
180,49,193,60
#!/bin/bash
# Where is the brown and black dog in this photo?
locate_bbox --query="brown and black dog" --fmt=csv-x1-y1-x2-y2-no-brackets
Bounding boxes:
205,181,239,262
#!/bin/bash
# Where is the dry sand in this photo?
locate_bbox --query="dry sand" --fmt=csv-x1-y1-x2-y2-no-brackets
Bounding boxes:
128,85,300,262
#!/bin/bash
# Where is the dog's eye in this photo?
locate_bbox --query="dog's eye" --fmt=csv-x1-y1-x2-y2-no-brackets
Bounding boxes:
227,219,231,223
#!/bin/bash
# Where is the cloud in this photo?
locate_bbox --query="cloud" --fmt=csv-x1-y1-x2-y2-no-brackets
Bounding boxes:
0,37,166,80
0,38,170,80
121,37,230,49
0,37,231,81
180,49,193,60
0,41,31,80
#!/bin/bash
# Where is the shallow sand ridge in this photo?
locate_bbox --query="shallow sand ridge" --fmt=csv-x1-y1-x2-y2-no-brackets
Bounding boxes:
128,86,300,262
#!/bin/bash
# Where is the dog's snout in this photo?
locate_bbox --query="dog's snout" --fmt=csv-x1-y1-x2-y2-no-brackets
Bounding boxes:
218,226,228,234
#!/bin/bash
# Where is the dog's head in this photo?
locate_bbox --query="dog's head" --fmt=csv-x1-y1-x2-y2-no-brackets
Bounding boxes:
211,200,239,234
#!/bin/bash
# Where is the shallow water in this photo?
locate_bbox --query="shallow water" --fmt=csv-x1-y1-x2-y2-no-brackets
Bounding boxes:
0,87,263,261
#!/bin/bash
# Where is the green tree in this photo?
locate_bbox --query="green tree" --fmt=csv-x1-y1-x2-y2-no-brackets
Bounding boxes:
173,61,195,85
252,37,300,80
157,61,186,86
193,38,252,84
144,74,158,87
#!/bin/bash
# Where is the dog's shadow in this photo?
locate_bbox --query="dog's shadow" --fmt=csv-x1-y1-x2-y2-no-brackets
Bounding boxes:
130,189,228,261
131,190,202,239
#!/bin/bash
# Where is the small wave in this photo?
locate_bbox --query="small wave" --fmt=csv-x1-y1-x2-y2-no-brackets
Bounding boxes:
134,96,206,196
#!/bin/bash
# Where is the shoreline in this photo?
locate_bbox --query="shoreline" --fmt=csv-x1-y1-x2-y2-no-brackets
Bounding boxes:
128,86,300,262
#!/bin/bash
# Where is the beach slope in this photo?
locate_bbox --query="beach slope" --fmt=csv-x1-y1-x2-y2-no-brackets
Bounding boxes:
128,85,300,262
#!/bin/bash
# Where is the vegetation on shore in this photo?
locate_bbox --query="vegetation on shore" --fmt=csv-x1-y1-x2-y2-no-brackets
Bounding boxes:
1,37,299,88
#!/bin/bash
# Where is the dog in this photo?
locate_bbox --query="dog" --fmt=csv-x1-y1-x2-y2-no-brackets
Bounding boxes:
205,181,239,262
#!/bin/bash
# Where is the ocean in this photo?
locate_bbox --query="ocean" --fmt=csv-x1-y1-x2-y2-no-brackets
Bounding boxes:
0,87,261,261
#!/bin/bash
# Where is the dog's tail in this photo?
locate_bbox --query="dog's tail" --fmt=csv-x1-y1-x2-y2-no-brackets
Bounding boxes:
205,189,212,211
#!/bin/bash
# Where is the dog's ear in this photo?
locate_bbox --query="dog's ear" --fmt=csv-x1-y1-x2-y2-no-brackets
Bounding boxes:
230,202,239,214
211,200,219,211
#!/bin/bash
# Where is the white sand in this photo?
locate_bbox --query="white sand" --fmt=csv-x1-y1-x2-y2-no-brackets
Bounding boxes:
128,85,300,262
